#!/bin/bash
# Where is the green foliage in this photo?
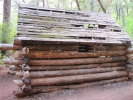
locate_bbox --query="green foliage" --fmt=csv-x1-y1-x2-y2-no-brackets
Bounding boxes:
125,15,133,40
0,14,17,44
116,15,133,40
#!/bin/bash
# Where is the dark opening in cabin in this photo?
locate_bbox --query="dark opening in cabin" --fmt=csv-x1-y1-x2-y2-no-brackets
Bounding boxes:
78,45,93,52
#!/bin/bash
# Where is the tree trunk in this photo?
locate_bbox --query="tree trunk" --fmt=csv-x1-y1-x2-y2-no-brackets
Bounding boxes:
75,0,81,10
42,0,45,7
36,0,39,6
120,6,125,29
2,0,11,56
22,0,26,4
90,0,94,12
97,0,106,13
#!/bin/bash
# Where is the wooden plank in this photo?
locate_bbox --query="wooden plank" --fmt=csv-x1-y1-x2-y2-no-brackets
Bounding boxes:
18,9,115,22
17,31,130,39
17,24,127,36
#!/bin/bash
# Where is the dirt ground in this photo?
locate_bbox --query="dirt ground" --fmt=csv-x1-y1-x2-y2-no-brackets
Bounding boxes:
1,68,133,100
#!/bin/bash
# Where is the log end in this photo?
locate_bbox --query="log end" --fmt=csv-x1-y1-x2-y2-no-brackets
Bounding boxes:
13,89,38,98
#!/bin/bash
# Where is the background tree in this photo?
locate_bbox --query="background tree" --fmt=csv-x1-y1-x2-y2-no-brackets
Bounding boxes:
2,0,12,56
75,0,81,10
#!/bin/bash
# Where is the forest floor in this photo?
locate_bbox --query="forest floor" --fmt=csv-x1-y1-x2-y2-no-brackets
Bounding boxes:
1,67,133,100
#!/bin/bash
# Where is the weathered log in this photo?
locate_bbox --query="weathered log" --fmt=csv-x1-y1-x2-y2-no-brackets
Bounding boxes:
13,88,38,98
126,54,133,57
23,70,30,78
12,50,126,59
0,44,23,50
0,44,14,50
3,56,127,66
22,47,29,54
14,71,128,87
127,57,133,64
15,62,127,71
126,64,133,68
8,70,18,75
21,84,32,92
22,64,31,71
9,65,20,71
14,39,22,45
13,77,128,97
126,48,133,54
129,72,133,80
16,67,126,79
0,43,77,51
22,77,31,84
96,45,126,51
126,64,133,72
13,40,77,51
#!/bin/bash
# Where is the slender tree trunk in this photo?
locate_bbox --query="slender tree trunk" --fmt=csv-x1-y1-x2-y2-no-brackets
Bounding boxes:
121,6,125,29
97,0,106,13
75,0,81,10
57,0,60,8
2,0,11,56
71,0,73,9
42,0,45,7
22,0,26,4
36,0,39,6
90,0,94,12
46,0,49,8
115,4,118,20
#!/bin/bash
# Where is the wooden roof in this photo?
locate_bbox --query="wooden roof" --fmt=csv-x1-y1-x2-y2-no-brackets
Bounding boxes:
15,5,131,45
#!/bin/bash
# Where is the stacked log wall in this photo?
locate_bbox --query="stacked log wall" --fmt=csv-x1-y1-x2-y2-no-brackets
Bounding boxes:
2,42,129,97
1,5,132,97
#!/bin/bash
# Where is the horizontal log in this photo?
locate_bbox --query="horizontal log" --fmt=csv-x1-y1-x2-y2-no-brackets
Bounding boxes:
14,77,128,97
12,50,126,59
14,71,128,87
13,89,37,98
12,62,127,71
129,73,133,80
3,56,127,66
0,44,77,51
29,62,126,71
8,70,18,75
126,64,133,68
14,37,125,45
0,44,22,50
96,45,126,51
126,64,133,72
33,77,128,91
126,54,133,57
126,48,133,54
16,67,126,79
127,57,133,64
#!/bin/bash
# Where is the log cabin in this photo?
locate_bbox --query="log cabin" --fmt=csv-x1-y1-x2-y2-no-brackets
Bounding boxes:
0,5,133,97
